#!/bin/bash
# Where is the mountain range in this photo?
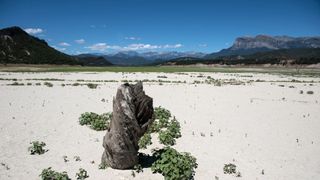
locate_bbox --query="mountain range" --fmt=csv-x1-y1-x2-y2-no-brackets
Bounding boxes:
1,26,320,66
205,35,320,59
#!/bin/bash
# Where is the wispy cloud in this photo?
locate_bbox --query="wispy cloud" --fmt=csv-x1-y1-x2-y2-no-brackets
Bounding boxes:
24,28,43,35
85,43,121,51
125,37,141,40
75,39,85,44
85,43,182,52
52,45,66,51
59,42,71,46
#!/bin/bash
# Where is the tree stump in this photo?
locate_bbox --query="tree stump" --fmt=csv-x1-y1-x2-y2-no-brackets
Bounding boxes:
101,82,154,169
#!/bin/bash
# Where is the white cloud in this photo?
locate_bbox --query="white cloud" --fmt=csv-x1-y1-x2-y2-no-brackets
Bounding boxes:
24,28,43,35
85,43,121,51
51,45,66,51
59,42,71,46
162,44,182,48
125,37,141,40
75,39,85,44
85,43,182,52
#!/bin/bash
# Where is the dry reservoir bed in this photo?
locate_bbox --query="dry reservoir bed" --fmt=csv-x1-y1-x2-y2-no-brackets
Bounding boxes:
0,72,320,180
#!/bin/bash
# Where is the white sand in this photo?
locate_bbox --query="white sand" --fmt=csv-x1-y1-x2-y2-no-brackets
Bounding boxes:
0,72,319,180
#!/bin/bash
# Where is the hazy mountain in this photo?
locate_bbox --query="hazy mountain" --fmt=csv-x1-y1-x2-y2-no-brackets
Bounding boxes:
159,48,320,66
0,26,80,65
205,35,320,59
75,54,112,66
98,51,206,65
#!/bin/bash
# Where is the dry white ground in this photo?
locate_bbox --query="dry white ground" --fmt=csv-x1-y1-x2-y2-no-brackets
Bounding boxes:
0,71,319,180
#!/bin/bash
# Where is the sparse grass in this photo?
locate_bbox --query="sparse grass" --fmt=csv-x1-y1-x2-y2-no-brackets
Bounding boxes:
1,65,320,77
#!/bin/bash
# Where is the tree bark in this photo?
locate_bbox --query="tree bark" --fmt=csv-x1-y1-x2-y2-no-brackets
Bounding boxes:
101,82,154,169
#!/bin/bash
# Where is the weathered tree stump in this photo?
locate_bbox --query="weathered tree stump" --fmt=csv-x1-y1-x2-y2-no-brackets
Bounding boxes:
101,82,154,169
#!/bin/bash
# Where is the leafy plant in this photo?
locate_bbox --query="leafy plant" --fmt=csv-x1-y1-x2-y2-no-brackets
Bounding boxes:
139,132,152,149
133,164,143,173
44,82,53,87
78,112,112,131
140,107,181,148
99,162,109,169
87,83,98,89
151,147,198,180
39,167,70,180
75,168,89,179
28,141,47,155
223,163,237,174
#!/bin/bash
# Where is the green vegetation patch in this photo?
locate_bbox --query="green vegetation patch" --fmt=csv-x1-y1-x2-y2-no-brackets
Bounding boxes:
40,167,70,180
151,147,198,180
79,112,112,131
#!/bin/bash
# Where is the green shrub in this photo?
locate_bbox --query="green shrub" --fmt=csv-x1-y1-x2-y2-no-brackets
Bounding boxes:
87,83,98,89
39,167,70,180
8,82,24,86
72,83,80,86
223,163,237,174
158,119,182,146
151,147,198,180
79,112,100,125
75,168,89,179
139,132,152,149
44,82,53,87
140,107,181,148
79,112,112,131
28,141,47,155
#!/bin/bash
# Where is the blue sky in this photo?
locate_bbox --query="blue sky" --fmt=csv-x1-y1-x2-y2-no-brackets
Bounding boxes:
1,0,320,54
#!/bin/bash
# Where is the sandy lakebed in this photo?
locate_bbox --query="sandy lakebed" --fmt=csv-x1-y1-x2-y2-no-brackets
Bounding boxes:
0,71,319,180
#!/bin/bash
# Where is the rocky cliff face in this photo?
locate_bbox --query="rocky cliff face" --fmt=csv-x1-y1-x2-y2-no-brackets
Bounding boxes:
230,35,320,50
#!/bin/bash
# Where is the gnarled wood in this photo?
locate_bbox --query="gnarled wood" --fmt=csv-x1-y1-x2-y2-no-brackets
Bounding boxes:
101,82,154,169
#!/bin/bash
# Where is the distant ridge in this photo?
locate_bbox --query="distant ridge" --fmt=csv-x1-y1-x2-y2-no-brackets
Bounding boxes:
0,26,80,65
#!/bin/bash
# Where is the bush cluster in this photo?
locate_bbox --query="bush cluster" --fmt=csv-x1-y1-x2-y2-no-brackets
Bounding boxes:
79,112,112,131
139,107,181,149
151,147,198,180
40,167,70,180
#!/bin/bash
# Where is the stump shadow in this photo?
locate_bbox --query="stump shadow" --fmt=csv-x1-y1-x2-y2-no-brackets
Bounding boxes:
138,153,157,168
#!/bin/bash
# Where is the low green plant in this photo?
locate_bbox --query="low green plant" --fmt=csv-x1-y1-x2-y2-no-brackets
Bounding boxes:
44,82,53,87
139,107,181,148
151,147,198,180
133,164,143,173
223,163,237,174
8,82,24,86
28,141,47,155
139,132,152,149
87,83,98,89
79,112,112,131
39,167,70,180
99,162,109,169
75,168,89,180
